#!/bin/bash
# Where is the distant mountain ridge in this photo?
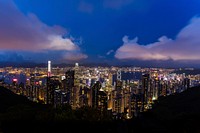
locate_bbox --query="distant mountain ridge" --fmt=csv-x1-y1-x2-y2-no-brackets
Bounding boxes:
0,61,111,68
1,61,200,69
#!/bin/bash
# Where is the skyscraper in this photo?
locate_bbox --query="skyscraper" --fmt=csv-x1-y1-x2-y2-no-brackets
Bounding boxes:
64,70,76,108
47,61,51,77
74,63,80,108
91,81,101,108
91,81,107,114
46,77,61,105
141,73,149,111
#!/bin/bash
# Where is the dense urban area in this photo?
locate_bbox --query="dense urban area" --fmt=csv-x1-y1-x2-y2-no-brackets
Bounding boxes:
0,61,199,120
1,0,200,132
1,62,200,133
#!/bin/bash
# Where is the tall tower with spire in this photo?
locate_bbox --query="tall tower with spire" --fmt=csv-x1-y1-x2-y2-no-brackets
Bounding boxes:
46,60,52,104
47,60,51,77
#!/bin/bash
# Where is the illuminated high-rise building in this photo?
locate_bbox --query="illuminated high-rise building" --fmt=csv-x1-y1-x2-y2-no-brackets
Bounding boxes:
160,80,168,96
65,70,80,109
108,73,113,86
28,74,35,101
47,60,51,77
141,73,149,111
130,93,142,118
46,60,53,104
113,80,123,116
79,86,90,107
46,76,61,105
98,90,107,113
152,77,160,101
91,81,107,113
74,63,80,108
122,84,131,118
54,89,67,108
107,73,114,110
91,81,101,108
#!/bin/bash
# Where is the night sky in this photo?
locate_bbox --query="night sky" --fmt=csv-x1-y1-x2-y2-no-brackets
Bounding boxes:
0,0,200,67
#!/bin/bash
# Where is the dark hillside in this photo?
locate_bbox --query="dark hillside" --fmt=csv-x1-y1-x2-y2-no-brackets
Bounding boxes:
0,86,34,113
1,86,200,132
145,86,200,132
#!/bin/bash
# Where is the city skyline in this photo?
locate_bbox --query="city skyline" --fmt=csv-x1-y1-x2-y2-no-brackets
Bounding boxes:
1,0,200,67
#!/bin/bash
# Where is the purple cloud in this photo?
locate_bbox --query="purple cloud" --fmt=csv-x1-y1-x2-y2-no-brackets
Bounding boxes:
0,0,87,61
115,16,200,61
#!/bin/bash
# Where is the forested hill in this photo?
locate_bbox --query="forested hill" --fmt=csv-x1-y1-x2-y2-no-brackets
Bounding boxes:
143,85,200,132
1,86,200,132
152,85,200,119
0,86,34,112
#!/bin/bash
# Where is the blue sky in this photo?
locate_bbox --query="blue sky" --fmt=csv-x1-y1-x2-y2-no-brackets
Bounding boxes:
0,0,200,67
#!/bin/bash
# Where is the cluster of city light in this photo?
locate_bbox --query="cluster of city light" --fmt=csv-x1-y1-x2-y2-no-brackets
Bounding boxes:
0,63,200,119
